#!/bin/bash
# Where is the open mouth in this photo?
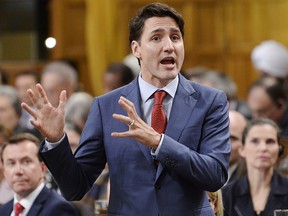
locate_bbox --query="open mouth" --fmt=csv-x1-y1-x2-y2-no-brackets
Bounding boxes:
160,57,175,65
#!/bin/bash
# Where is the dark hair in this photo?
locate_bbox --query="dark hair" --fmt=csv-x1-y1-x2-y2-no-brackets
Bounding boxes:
0,68,8,85
1,133,42,163
105,63,135,85
129,3,184,45
249,77,286,106
241,118,284,155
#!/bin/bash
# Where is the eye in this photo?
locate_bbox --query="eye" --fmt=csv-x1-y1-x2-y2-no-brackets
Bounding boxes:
151,36,160,41
250,138,259,145
171,34,180,41
23,159,32,165
5,161,15,167
266,138,276,145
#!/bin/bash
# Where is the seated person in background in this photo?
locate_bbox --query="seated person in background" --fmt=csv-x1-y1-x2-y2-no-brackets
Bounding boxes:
251,40,288,83
247,77,288,139
65,91,94,132
222,118,288,216
227,110,247,183
14,70,40,130
103,62,135,93
0,85,42,140
0,133,79,216
207,190,224,216
41,60,79,107
0,124,13,205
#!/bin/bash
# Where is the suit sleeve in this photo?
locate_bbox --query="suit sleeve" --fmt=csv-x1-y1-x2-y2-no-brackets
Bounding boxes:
40,99,106,201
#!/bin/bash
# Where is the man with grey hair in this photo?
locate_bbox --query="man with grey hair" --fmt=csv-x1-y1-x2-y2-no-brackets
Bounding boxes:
41,60,79,107
0,85,41,139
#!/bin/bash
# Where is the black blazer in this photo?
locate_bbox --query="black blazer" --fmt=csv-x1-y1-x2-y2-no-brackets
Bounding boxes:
0,186,79,216
222,172,288,216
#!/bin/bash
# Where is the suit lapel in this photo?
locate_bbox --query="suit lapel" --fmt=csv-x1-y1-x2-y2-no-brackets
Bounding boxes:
156,75,196,179
2,200,13,215
27,186,49,216
166,75,196,143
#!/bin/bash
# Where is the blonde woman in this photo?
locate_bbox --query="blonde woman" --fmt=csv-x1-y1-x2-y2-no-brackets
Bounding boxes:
207,190,224,216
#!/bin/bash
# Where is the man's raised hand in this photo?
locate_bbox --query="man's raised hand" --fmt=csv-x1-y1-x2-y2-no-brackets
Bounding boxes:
21,83,66,142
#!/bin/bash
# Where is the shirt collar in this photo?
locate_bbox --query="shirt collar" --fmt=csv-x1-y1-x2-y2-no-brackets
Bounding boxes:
138,74,179,102
14,182,45,212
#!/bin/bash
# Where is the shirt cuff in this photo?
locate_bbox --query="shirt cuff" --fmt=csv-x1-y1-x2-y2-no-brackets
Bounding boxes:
150,134,164,158
43,134,66,152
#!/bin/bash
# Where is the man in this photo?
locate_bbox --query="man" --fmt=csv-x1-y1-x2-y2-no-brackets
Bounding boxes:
251,40,288,81
14,71,40,129
0,133,79,215
103,62,135,93
41,60,78,107
0,124,13,205
227,110,247,183
0,85,42,140
22,3,230,215
247,77,288,139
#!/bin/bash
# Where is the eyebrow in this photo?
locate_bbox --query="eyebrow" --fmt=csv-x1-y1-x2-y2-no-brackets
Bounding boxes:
150,27,181,34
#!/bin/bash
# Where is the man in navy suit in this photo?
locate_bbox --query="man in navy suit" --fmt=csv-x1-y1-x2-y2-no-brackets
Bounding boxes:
22,3,230,215
0,133,79,216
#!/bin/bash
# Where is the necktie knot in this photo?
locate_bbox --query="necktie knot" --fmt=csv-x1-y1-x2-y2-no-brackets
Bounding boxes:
154,90,167,105
14,202,24,216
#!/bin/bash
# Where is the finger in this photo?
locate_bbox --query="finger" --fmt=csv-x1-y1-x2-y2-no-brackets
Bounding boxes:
118,97,136,115
27,89,42,110
111,131,133,138
36,84,50,105
21,102,38,119
112,114,132,126
58,90,67,109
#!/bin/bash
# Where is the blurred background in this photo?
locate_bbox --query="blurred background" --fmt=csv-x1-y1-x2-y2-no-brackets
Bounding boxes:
0,0,287,98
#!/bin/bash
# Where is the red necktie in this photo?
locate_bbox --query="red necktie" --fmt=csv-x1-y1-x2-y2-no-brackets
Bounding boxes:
151,90,167,133
14,202,24,216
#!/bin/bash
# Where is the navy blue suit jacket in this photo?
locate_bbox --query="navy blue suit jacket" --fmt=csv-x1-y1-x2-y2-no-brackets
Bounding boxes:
222,172,288,216
0,186,79,216
40,74,230,216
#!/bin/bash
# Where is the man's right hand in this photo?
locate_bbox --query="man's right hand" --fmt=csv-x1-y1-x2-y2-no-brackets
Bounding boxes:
21,83,66,142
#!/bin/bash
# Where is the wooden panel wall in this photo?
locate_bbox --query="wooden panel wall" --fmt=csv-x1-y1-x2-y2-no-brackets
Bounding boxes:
46,0,288,98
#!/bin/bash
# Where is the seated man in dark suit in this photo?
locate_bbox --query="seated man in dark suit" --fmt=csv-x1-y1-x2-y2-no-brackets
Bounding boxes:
0,133,79,216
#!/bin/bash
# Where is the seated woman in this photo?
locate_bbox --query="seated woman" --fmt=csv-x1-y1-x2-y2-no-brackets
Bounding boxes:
222,118,288,216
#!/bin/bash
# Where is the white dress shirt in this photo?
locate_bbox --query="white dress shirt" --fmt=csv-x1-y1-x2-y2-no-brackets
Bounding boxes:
11,182,45,216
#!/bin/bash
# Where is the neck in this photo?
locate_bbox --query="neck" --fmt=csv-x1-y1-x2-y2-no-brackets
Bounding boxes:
247,167,273,191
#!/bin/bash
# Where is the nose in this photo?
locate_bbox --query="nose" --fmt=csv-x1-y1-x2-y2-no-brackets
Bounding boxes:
163,37,174,53
259,141,268,151
14,163,24,174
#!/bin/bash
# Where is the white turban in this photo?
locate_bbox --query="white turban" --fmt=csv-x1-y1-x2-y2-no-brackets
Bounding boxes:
251,40,288,78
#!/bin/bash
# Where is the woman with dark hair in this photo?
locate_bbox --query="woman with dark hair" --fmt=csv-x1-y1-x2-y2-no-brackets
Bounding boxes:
222,118,288,216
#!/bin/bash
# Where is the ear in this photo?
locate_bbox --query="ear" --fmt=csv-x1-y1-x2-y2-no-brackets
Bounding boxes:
276,99,285,109
131,40,141,59
238,146,246,158
279,144,284,156
40,162,47,174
